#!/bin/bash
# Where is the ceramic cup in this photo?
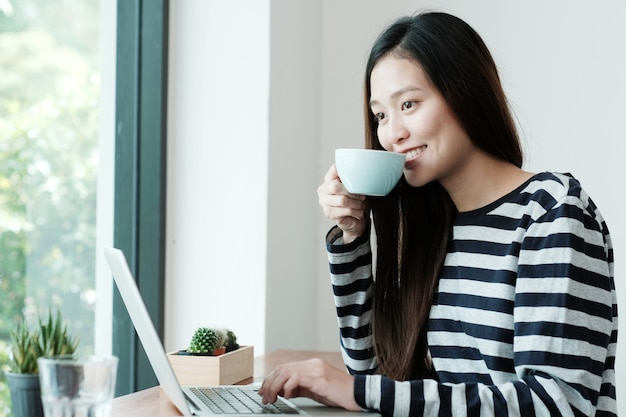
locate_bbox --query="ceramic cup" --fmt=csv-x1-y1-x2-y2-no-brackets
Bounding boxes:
335,148,405,196
38,355,118,417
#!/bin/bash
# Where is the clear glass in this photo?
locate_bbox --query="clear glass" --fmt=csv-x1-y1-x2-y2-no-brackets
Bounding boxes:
38,356,118,417
0,0,101,415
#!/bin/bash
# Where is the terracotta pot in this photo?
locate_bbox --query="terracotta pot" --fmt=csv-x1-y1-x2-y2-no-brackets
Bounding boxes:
212,346,226,356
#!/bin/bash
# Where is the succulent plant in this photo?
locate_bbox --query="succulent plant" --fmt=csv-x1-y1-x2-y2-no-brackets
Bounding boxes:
9,307,79,374
38,307,79,357
9,322,41,374
188,327,221,354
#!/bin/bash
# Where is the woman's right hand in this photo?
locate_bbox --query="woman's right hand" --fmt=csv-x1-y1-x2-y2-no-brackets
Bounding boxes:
259,358,360,411
317,164,369,243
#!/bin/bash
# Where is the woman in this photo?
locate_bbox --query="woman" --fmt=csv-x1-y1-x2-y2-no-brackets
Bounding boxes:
259,12,617,416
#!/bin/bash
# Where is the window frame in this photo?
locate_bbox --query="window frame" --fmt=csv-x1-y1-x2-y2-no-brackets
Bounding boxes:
113,0,169,395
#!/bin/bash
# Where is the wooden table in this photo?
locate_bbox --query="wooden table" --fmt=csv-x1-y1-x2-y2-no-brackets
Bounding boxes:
111,350,344,417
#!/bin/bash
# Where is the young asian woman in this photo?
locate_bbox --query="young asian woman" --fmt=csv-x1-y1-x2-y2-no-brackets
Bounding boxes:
259,11,617,416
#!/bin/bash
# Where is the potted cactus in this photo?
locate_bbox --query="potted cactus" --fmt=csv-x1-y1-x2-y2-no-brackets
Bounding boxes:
4,307,79,417
186,327,224,355
179,327,239,356
167,326,252,385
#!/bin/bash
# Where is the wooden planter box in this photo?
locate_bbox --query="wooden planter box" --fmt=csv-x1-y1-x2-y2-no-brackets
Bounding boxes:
167,345,254,386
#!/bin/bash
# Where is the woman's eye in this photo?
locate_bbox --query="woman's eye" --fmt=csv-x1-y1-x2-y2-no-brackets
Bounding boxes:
402,101,415,110
374,112,386,123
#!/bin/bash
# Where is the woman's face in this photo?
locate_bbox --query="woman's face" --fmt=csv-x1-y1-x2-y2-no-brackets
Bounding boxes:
369,54,475,189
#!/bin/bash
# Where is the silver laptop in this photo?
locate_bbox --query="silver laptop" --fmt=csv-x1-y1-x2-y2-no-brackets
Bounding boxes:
104,247,375,416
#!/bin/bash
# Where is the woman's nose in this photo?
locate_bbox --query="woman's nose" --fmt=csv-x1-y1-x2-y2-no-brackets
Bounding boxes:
387,116,409,145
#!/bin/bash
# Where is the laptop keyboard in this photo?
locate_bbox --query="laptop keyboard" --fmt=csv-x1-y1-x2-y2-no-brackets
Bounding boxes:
190,387,299,414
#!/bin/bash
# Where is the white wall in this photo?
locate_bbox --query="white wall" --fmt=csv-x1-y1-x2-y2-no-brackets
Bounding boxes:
265,0,321,351
167,0,625,411
166,1,270,353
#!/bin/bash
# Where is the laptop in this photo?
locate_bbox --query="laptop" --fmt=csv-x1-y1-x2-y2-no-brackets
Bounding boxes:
104,247,376,416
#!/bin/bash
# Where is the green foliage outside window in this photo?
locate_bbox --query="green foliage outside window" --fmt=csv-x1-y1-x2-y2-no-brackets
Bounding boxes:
0,1,99,415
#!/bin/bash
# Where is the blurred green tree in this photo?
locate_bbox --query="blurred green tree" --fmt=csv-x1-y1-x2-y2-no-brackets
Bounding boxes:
0,0,99,415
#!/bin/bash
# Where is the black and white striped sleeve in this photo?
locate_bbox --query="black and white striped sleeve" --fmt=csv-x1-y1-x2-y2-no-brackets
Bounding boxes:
326,225,378,375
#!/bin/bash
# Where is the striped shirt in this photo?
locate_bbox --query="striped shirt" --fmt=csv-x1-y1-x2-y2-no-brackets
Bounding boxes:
327,172,617,416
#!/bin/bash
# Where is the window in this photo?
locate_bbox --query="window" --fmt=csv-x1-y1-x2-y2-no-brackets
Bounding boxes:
0,0,168,406
0,0,102,414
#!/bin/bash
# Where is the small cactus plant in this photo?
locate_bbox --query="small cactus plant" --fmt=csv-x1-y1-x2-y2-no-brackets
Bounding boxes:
185,327,239,355
188,327,221,354
224,329,239,352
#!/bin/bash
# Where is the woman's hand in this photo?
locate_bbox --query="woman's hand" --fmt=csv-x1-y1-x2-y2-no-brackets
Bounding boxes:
258,358,361,411
317,164,369,243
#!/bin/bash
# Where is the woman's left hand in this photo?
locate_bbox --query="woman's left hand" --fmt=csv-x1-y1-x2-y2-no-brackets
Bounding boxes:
258,358,361,411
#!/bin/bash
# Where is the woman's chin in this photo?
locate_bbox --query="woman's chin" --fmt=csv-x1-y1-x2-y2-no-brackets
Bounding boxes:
404,173,431,188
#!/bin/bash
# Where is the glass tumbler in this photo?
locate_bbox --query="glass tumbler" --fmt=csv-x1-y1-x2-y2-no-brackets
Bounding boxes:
38,356,118,417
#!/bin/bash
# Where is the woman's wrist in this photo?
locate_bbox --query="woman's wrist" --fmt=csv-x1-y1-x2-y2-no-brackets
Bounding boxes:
342,231,361,244
326,222,370,249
